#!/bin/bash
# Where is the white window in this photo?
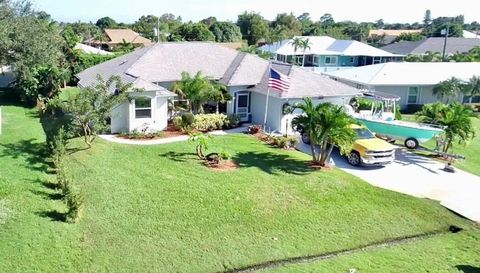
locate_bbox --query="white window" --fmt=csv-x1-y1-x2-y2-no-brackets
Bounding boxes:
295,55,304,65
313,56,320,66
407,87,421,104
325,56,338,65
135,97,152,118
350,57,355,63
373,56,381,64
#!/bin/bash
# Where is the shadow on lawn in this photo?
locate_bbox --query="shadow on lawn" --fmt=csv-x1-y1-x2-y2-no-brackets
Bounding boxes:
159,151,197,162
233,151,312,175
0,138,51,172
36,210,65,222
456,265,480,273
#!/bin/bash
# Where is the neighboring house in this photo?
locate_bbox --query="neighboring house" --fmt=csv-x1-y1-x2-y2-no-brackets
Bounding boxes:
463,30,480,39
369,29,423,45
74,43,114,55
0,66,15,88
381,37,480,55
323,62,480,109
77,42,360,134
85,29,152,51
259,36,404,73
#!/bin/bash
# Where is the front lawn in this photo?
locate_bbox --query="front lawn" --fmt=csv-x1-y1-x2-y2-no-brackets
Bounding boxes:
0,105,479,272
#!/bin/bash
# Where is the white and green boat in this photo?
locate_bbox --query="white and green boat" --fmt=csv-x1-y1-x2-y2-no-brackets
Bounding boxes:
351,91,444,149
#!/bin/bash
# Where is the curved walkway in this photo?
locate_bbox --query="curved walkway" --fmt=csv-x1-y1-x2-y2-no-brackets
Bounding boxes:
99,127,246,145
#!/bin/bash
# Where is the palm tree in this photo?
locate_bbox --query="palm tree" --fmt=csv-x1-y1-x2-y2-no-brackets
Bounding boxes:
172,71,216,114
433,77,465,103
209,82,232,114
299,38,312,66
292,98,357,166
289,37,304,66
416,102,476,153
462,75,480,103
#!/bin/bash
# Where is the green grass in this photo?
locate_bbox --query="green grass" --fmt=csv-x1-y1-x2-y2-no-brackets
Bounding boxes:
0,105,479,273
403,114,480,176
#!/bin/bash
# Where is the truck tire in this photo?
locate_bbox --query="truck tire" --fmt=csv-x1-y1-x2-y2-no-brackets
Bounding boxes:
347,151,361,166
404,138,419,149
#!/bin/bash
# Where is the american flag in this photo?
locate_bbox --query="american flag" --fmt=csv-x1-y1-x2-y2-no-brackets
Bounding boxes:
268,68,290,92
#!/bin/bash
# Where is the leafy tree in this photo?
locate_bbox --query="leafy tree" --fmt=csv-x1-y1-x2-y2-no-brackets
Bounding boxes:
95,16,117,29
292,98,357,166
423,10,433,36
172,22,215,41
133,15,163,41
62,76,132,148
0,0,66,104
405,51,442,62
240,45,273,60
394,32,424,42
172,71,217,114
433,77,465,103
115,39,135,53
209,21,242,42
271,13,302,37
374,19,385,29
237,12,269,45
209,82,232,113
319,13,335,26
297,13,314,34
66,21,102,41
416,102,476,153
367,34,386,47
199,16,217,28
430,16,464,37
343,24,370,41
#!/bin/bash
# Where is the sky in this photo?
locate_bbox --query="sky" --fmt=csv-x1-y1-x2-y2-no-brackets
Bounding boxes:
33,0,479,24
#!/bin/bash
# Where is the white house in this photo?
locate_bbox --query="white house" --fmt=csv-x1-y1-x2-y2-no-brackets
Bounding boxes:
74,43,114,55
77,42,361,134
259,36,404,73
323,62,480,109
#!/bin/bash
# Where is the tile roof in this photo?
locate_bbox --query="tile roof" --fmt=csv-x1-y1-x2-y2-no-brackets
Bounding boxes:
324,62,480,86
381,38,480,55
76,42,360,99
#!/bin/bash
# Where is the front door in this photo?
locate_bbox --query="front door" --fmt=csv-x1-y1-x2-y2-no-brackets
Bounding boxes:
235,92,250,122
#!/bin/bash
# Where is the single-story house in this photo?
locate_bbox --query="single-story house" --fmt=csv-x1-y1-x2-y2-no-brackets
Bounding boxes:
259,36,404,73
85,28,153,51
74,43,114,55
381,37,480,55
77,42,361,134
0,66,15,88
323,62,480,109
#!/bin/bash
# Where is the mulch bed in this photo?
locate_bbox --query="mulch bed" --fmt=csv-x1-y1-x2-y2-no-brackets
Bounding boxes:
205,159,239,171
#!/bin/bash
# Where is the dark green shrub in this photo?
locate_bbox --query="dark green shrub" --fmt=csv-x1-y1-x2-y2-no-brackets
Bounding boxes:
270,135,298,149
402,104,424,114
181,113,195,126
225,114,240,129
64,185,84,224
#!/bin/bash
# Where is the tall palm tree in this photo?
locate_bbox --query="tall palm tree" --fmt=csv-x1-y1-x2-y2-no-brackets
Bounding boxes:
416,102,476,153
292,98,357,166
462,75,480,102
289,37,304,66
433,77,465,103
172,71,216,114
299,38,312,66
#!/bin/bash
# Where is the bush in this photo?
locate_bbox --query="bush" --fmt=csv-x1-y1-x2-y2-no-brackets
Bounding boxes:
50,126,68,168
174,114,239,132
118,130,164,139
181,112,195,126
270,135,298,149
64,185,85,224
402,104,424,114
219,150,232,160
247,124,262,134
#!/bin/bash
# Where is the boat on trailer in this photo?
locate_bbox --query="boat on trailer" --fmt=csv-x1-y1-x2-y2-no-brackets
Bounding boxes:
349,91,444,149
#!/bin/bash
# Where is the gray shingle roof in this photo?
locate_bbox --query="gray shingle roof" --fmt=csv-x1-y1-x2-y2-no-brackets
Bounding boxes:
76,42,360,99
251,62,360,99
381,38,480,55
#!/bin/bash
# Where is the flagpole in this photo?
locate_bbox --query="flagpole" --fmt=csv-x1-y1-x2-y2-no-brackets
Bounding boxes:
263,63,272,132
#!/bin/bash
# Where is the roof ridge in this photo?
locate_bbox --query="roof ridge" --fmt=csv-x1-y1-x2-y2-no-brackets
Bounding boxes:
219,52,247,85
368,63,388,85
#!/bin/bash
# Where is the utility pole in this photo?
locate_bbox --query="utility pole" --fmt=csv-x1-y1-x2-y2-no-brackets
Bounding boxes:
441,23,450,61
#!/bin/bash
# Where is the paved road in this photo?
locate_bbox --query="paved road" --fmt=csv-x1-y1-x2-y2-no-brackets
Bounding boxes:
297,142,480,223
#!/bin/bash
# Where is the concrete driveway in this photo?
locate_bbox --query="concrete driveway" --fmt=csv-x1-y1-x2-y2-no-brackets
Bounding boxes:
297,142,480,223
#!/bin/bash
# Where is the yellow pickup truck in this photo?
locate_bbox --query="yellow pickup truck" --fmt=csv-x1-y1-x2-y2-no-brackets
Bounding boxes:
298,124,396,166
346,124,396,166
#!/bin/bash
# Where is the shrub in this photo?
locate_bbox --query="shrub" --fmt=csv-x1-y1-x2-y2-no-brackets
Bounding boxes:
181,112,195,126
118,130,164,140
248,124,262,134
50,126,68,168
402,104,424,114
219,150,232,160
174,113,237,132
225,114,240,129
64,185,85,224
270,135,298,149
